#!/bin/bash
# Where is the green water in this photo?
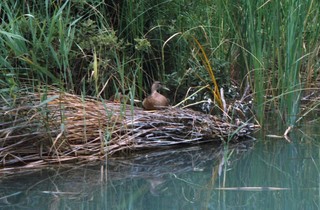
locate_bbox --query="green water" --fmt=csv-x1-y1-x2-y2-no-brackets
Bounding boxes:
0,123,319,210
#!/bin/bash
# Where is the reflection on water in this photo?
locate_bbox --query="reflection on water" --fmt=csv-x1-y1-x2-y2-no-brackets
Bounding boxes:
0,123,320,210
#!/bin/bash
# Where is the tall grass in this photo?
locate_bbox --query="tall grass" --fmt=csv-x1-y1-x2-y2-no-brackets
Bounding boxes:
0,0,147,99
214,0,320,125
1,0,319,125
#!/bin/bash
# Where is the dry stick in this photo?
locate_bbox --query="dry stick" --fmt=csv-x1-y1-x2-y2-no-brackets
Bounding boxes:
220,88,227,119
283,126,292,142
266,126,292,142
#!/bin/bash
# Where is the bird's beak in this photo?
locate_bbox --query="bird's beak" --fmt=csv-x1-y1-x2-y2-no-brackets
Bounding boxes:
162,86,170,91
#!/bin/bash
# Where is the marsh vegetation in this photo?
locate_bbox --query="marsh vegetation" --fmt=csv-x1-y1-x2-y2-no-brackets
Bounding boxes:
1,2,320,209
1,0,319,124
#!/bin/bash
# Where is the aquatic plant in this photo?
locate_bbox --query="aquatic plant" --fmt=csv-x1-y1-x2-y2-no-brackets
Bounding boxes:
1,0,319,126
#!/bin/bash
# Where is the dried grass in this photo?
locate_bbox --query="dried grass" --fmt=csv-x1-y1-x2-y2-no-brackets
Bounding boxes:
0,90,258,170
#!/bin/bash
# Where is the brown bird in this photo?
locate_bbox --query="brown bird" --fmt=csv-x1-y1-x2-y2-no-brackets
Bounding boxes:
142,81,169,110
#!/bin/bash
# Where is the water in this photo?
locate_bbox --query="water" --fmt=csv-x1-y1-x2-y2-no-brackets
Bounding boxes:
1,123,320,210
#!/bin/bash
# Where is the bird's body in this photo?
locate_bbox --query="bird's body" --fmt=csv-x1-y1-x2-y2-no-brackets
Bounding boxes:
142,81,169,110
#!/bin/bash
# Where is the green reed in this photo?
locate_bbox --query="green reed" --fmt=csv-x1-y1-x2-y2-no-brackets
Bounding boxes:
219,0,320,125
1,0,319,125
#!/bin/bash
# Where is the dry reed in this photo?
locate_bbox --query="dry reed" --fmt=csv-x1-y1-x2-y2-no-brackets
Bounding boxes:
0,90,258,170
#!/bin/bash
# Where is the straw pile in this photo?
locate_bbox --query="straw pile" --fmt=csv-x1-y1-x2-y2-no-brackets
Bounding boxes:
0,90,257,169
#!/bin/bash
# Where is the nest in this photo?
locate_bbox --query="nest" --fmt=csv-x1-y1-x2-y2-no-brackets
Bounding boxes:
0,90,258,170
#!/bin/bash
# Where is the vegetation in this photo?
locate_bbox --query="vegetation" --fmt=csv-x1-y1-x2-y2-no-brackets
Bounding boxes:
1,0,319,126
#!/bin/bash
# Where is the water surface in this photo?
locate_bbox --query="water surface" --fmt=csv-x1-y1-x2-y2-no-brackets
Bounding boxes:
0,122,319,210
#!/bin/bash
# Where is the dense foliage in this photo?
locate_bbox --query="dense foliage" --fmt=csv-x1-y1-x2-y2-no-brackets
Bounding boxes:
1,0,319,125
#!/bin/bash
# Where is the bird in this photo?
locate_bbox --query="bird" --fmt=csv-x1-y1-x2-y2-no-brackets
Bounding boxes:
142,81,169,110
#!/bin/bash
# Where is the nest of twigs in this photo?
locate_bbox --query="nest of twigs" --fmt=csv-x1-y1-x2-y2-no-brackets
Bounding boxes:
0,90,258,169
